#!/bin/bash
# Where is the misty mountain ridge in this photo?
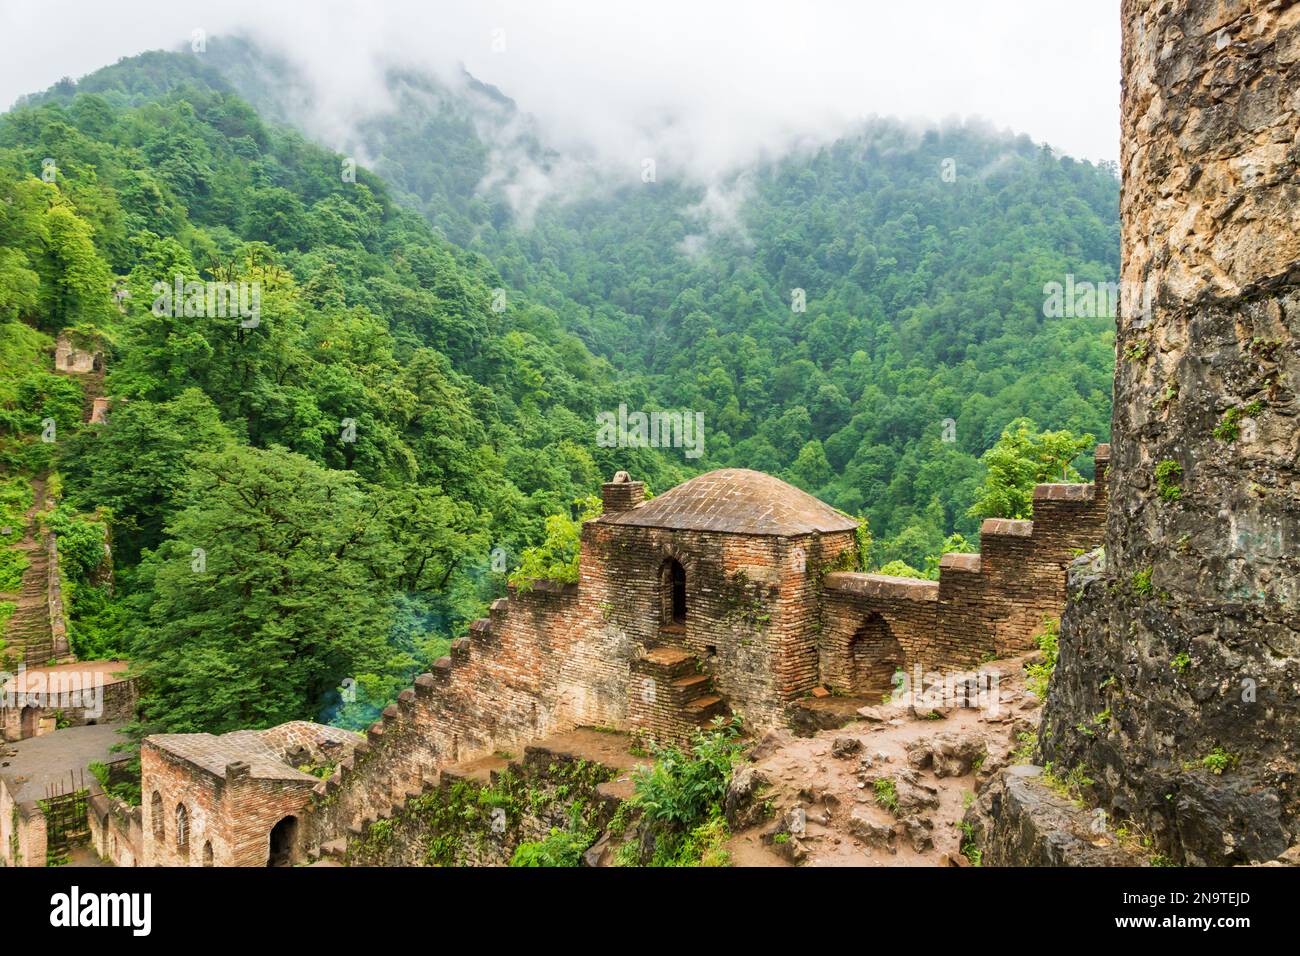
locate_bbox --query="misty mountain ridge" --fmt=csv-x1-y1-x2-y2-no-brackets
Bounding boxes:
16,34,1119,565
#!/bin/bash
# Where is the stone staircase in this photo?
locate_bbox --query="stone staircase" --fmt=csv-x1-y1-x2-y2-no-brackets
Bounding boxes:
628,646,729,747
1,480,63,667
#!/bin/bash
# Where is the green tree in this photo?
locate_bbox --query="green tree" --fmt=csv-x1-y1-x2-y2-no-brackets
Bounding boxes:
967,418,1095,520
509,495,602,588
128,445,395,733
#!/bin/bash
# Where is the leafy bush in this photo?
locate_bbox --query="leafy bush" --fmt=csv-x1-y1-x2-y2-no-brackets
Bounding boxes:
0,545,29,592
874,777,899,814
45,506,106,583
632,717,743,828
1200,747,1238,776
510,825,594,867
1024,617,1060,699
968,418,1095,520
509,495,602,589
628,717,744,866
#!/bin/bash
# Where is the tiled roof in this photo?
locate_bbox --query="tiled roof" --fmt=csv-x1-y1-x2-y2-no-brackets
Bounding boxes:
148,722,362,782
600,468,859,537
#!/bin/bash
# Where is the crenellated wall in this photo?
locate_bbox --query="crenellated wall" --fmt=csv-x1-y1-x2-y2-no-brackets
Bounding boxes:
819,445,1109,688
303,578,613,849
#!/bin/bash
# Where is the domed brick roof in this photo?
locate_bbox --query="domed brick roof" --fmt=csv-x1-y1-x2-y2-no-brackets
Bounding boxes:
600,468,858,537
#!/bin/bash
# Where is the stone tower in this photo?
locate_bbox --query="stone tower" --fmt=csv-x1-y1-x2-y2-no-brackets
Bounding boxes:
1041,0,1299,864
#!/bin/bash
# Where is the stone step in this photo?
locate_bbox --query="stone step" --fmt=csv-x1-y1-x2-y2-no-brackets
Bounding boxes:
684,694,724,714
671,673,712,692
642,646,695,667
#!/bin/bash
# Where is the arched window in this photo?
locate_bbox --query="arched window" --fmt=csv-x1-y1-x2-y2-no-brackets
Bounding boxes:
175,804,189,856
202,841,213,867
659,559,687,629
150,792,164,841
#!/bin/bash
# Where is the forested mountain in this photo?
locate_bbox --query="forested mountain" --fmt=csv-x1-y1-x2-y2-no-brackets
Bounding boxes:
1,71,687,734
3,37,1117,738
194,36,1120,557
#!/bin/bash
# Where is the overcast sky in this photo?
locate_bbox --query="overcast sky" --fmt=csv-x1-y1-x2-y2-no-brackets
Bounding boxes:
0,0,1120,174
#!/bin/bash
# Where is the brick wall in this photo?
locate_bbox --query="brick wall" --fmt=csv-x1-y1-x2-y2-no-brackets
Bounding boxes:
819,446,1109,686
88,792,142,867
304,579,612,849
300,517,857,850
141,744,316,866
0,779,46,867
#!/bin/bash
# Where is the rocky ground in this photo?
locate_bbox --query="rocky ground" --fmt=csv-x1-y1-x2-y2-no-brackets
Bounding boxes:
723,651,1048,867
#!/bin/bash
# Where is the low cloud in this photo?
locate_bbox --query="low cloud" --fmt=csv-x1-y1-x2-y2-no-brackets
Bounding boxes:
2,0,1120,225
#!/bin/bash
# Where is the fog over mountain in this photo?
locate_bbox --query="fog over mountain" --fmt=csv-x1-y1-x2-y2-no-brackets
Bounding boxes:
3,0,1120,197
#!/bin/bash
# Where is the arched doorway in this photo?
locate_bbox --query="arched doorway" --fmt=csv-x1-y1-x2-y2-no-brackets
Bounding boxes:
19,706,40,739
659,559,687,631
848,614,904,697
267,815,298,867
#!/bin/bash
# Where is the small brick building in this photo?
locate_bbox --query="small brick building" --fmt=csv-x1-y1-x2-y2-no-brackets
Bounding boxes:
141,722,361,866
139,451,1107,864
593,469,861,736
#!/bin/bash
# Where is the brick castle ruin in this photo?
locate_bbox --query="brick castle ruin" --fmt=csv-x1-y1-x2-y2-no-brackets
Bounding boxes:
134,453,1107,866
35,0,1297,870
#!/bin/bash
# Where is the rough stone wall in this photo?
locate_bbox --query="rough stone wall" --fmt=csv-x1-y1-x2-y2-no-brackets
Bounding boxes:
965,766,1145,867
819,450,1108,688
342,743,623,867
46,533,71,662
141,745,315,866
1041,0,1300,865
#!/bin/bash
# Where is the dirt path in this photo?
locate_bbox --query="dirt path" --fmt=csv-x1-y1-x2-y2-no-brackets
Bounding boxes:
726,651,1043,866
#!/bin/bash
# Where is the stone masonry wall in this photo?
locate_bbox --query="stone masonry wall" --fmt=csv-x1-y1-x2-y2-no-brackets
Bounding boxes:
1041,0,1300,865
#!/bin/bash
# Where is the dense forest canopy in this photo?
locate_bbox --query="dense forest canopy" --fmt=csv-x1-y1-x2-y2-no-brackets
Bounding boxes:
0,38,1116,740
186,36,1118,557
